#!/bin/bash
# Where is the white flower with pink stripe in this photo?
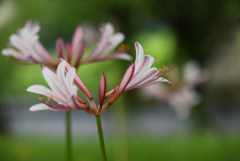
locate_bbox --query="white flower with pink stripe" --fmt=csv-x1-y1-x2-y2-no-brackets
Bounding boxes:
81,23,132,64
2,21,58,68
102,42,173,114
27,61,87,111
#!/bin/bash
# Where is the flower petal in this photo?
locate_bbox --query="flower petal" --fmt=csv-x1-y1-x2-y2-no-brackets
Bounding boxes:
42,67,68,101
56,38,64,57
108,63,135,104
81,23,127,63
99,73,107,105
29,103,55,111
136,77,171,88
27,84,53,96
99,52,132,61
57,61,74,95
72,26,83,53
59,58,93,99
103,33,124,54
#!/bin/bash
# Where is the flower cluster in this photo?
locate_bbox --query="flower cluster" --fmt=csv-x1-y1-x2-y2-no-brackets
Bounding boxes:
2,20,174,116
56,23,132,68
27,42,173,116
2,21,132,69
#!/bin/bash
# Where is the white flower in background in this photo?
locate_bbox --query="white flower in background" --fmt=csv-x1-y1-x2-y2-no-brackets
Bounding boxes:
2,21,58,68
142,60,208,120
168,87,201,120
183,61,209,88
81,23,132,64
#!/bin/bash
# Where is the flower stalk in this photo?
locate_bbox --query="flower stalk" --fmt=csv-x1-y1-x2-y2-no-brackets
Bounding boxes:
66,111,72,161
95,115,107,161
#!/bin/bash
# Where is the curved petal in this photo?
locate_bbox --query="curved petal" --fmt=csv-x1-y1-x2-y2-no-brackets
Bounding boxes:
100,52,132,61
2,48,27,61
126,68,159,90
27,84,67,105
59,59,92,99
34,41,57,66
103,33,124,54
65,67,77,91
135,42,145,70
136,77,171,88
56,61,70,94
108,63,135,104
42,67,67,100
29,103,55,111
72,26,83,53
27,84,53,96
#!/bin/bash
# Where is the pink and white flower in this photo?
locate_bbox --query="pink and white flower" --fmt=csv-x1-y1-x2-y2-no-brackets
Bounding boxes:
2,21,58,68
103,42,173,114
125,42,172,90
106,42,172,98
81,23,132,64
27,61,87,111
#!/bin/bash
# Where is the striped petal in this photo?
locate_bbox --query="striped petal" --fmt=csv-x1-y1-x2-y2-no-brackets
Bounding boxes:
108,63,135,104
56,61,70,94
59,58,92,99
124,42,172,90
42,66,68,101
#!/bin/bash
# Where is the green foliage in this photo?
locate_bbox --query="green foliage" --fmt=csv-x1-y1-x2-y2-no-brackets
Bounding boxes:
132,28,176,66
0,132,240,161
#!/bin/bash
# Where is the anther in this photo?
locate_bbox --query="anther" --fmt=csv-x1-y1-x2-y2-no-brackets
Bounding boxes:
56,98,60,102
118,43,130,51
39,96,43,102
45,97,51,104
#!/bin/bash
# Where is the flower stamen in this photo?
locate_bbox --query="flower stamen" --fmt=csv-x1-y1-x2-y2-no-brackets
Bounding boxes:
118,43,130,52
38,96,51,104
158,65,169,77
56,97,60,102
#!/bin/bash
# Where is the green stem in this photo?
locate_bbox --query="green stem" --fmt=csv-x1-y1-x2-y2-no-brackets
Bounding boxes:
66,111,72,161
95,115,107,161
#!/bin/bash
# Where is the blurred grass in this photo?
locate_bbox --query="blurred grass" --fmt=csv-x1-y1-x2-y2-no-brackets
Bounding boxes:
0,132,240,161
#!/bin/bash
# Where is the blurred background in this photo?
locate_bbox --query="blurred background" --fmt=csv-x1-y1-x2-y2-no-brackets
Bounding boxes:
0,0,240,160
